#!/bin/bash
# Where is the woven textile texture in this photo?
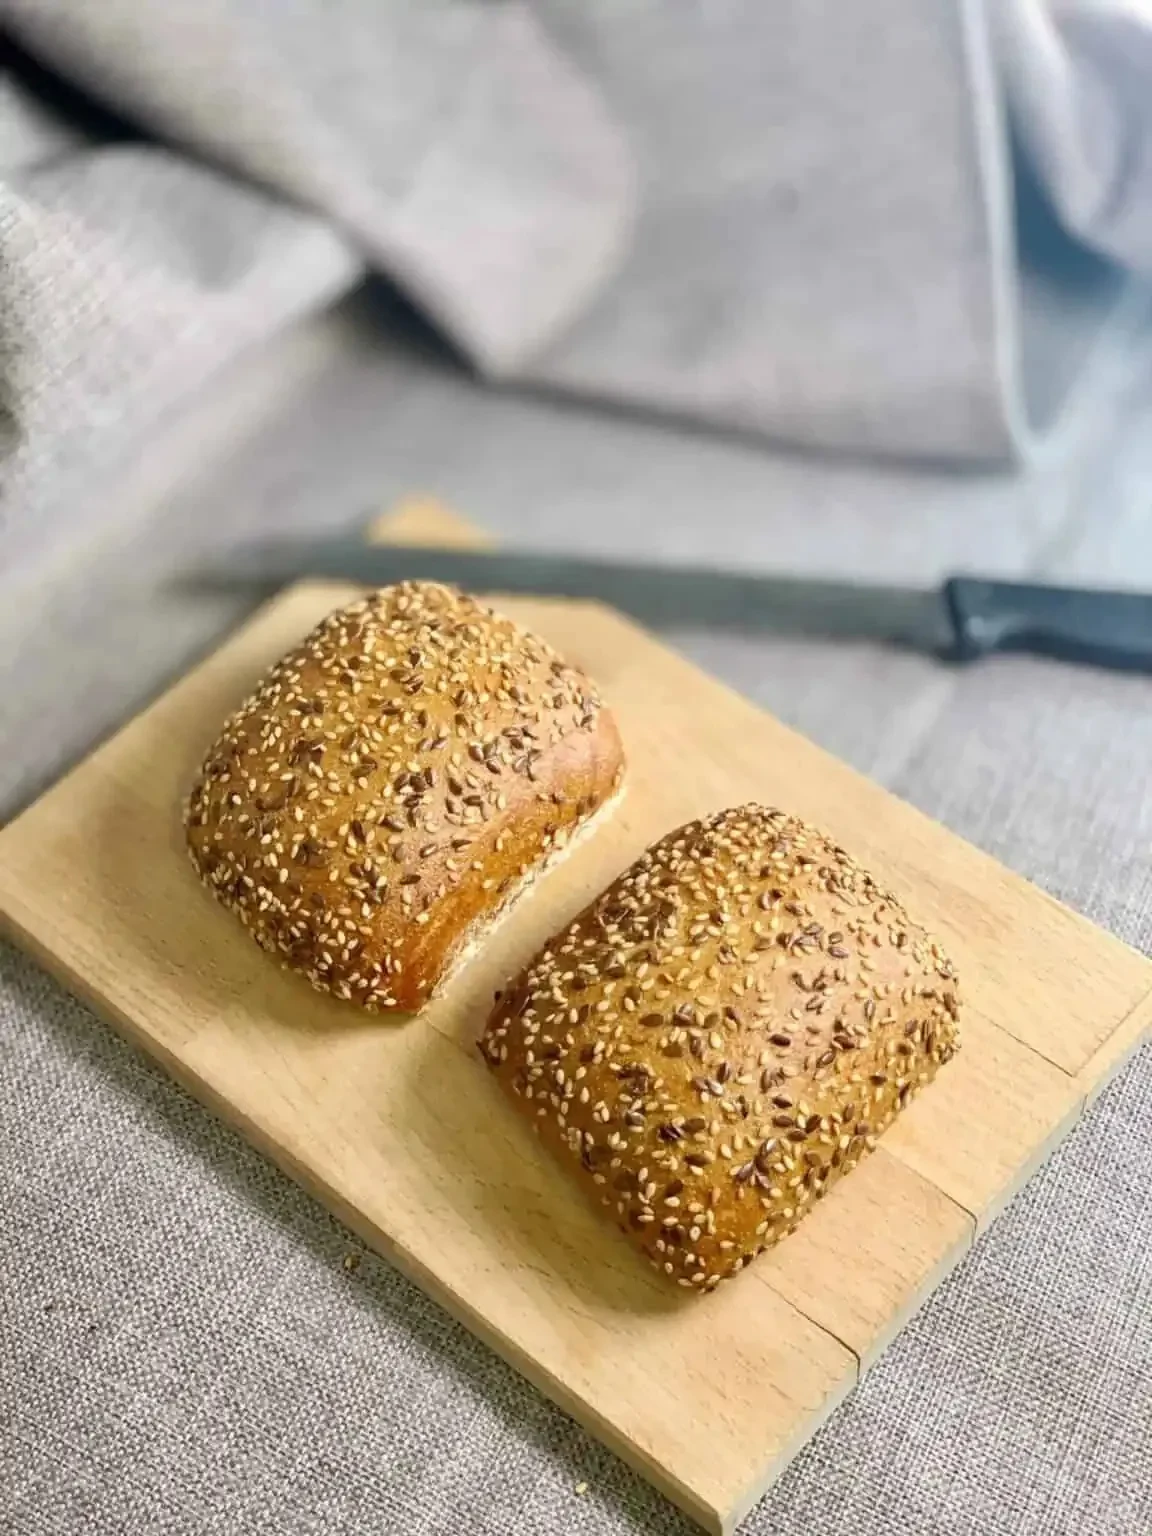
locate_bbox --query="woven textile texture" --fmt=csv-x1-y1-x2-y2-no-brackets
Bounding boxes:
1,310,1150,1534
1,0,1151,582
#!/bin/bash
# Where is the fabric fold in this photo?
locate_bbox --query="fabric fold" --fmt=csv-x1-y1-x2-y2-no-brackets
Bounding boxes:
993,0,1152,275
0,0,634,374
0,143,358,560
0,0,1149,556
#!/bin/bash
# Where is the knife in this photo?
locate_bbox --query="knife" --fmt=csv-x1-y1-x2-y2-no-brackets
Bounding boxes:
223,537,1152,672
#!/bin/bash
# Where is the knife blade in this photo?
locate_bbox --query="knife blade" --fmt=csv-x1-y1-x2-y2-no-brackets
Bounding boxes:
222,538,1152,672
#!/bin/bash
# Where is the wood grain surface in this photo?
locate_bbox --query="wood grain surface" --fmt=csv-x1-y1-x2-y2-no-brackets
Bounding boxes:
0,498,1148,1534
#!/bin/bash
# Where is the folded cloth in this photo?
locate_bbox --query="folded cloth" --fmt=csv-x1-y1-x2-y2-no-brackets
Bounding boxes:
995,0,1152,275
0,0,1150,563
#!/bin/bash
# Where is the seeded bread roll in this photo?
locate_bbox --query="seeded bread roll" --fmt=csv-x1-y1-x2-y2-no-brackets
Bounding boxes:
185,581,624,1010
481,805,959,1290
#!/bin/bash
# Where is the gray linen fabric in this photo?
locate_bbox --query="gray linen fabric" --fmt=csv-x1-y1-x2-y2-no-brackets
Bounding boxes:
0,142,358,572
533,0,1025,461
0,0,1150,565
0,0,632,375
1,305,1150,1534
995,0,1152,274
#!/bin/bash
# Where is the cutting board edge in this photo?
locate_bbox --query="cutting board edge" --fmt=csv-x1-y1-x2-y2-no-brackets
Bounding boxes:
0,884,858,1536
3,498,1151,1535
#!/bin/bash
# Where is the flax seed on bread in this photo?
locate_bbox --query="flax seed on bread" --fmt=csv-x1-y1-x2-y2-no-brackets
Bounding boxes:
481,804,959,1289
185,581,624,1010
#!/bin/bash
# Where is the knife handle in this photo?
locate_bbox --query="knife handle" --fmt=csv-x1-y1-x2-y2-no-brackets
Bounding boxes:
944,577,1152,672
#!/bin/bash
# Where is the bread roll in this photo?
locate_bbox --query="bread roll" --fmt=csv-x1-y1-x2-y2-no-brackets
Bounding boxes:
481,805,959,1290
185,582,624,1009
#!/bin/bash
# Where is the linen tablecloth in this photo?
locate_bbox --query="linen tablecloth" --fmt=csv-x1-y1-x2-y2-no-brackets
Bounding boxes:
2,301,1150,1535
5,0,1152,585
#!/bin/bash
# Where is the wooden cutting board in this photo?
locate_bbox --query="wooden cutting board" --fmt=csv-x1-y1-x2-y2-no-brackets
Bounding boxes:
1,500,1149,1534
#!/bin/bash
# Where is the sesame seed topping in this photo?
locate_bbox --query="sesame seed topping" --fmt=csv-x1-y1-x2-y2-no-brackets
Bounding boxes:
185,581,621,1011
479,803,959,1289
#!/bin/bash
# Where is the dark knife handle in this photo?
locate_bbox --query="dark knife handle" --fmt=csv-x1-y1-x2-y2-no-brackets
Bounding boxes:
944,577,1152,671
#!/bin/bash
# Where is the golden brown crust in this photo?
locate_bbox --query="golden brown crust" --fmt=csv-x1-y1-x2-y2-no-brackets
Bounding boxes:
481,805,959,1291
185,582,624,1010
